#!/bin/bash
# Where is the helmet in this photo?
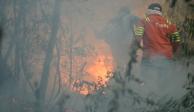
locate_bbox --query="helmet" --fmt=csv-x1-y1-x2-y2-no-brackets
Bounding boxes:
148,3,162,12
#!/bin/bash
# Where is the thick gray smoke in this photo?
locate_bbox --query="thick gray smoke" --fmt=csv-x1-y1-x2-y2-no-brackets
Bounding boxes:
129,57,187,98
0,0,190,112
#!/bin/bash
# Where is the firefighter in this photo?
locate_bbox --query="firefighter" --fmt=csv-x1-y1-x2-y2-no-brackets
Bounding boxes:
131,3,182,94
125,15,144,85
130,3,181,94
134,3,181,60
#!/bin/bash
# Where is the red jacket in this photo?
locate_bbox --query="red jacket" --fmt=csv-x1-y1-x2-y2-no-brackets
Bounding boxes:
134,14,180,59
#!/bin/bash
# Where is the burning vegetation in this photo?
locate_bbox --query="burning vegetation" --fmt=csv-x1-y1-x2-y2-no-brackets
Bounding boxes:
60,33,115,95
0,0,194,112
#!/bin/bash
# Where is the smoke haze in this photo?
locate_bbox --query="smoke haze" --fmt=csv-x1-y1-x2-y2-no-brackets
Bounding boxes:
0,0,190,112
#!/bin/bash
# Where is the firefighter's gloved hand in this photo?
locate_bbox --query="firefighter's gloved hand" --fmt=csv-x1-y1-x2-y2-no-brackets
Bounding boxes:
170,36,180,43
170,32,181,43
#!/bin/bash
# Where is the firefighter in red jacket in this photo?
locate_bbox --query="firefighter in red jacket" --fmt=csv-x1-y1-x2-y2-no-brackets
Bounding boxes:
134,3,181,60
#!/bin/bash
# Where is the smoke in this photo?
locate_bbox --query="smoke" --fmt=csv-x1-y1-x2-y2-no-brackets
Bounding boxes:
58,57,188,112
129,57,187,99
0,0,191,112
99,6,132,70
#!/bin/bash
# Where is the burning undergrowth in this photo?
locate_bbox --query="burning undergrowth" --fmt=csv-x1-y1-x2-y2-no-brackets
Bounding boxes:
55,56,191,112
0,0,193,112
59,28,115,95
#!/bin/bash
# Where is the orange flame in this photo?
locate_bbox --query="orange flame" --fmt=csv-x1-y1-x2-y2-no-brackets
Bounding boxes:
80,39,115,95
60,28,115,95
86,55,114,85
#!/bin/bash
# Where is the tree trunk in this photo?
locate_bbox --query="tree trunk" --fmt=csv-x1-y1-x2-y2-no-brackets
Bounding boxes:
37,0,61,111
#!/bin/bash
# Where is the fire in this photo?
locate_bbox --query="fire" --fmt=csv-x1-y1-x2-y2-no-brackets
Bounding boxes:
60,28,115,95
78,54,114,95
79,39,115,95
86,55,114,86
